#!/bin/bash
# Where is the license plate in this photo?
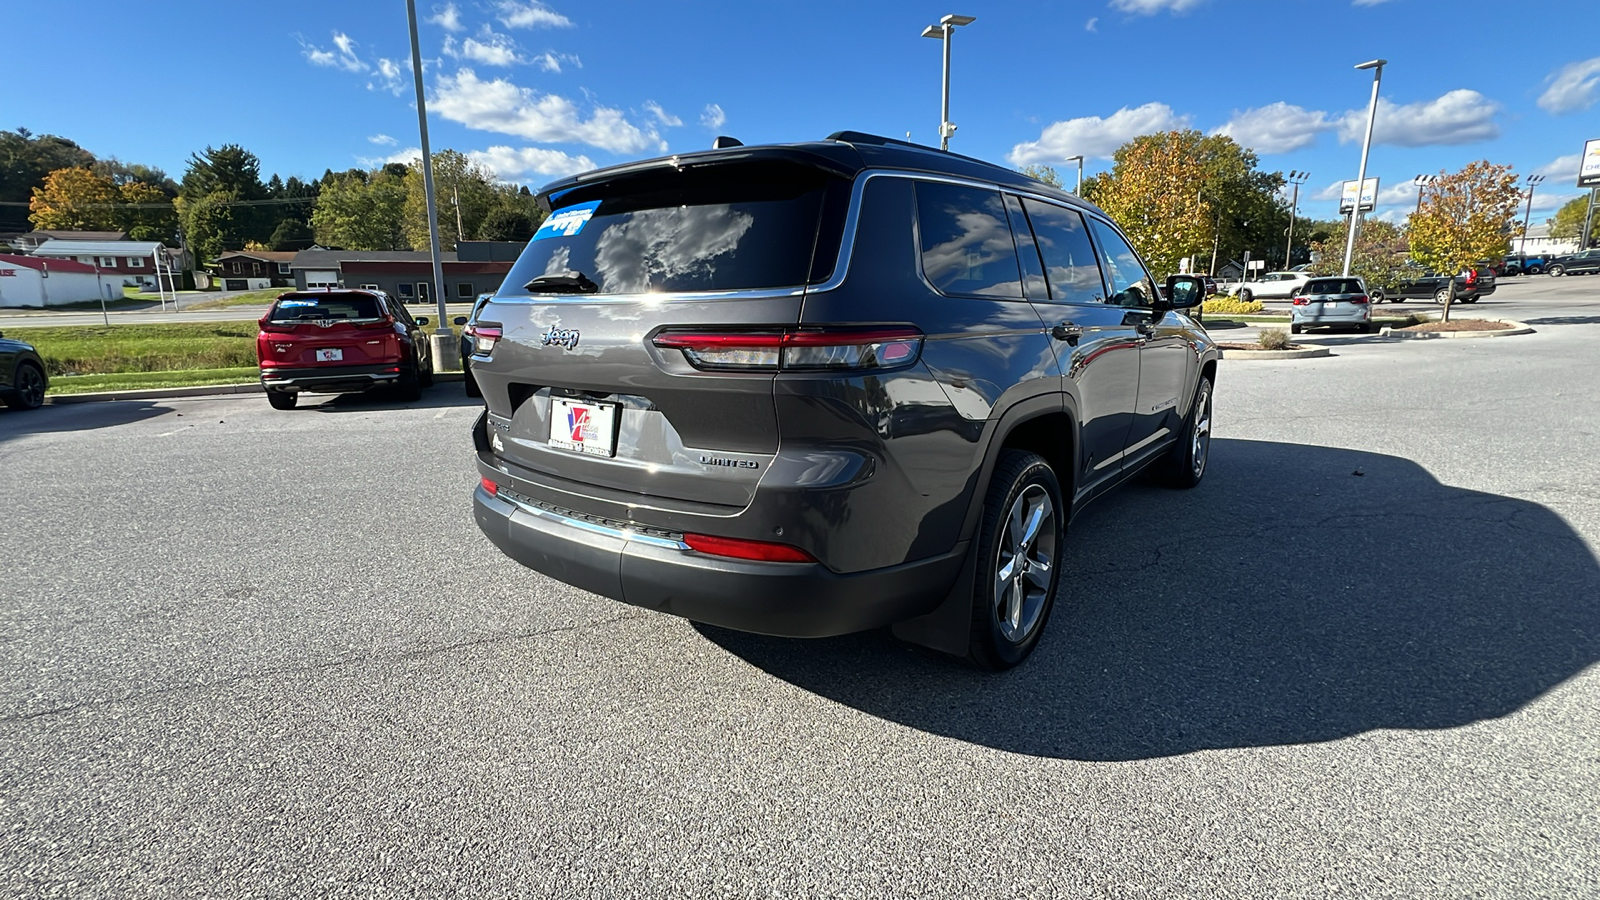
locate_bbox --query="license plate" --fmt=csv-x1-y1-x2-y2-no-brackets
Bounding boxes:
548,398,619,458
315,348,343,362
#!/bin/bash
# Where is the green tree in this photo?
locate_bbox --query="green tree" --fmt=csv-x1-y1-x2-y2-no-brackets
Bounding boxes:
311,168,407,250
1018,165,1063,189
176,191,235,264
1547,195,1593,245
28,166,120,231
1307,218,1407,295
117,180,178,243
403,150,497,251
181,145,269,246
1407,161,1521,321
0,128,95,231
269,218,315,251
477,205,534,241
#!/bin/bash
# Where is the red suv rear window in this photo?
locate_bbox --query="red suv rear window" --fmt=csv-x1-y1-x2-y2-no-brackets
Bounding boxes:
268,295,385,322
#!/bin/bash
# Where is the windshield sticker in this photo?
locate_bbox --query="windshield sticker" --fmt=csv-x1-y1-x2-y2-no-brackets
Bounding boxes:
279,300,317,307
533,200,602,241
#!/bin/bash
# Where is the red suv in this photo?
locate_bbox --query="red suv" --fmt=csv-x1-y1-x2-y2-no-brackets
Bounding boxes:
256,290,434,409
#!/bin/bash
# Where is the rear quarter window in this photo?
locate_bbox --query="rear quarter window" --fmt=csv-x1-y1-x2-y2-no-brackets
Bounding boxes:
915,181,1023,298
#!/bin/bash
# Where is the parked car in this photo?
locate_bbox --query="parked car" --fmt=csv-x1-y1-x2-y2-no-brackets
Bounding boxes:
1497,254,1545,276
467,130,1219,670
1290,276,1373,334
0,331,48,411
1385,265,1497,303
1230,271,1313,302
1202,276,1220,296
1546,249,1600,277
453,292,496,398
256,289,434,409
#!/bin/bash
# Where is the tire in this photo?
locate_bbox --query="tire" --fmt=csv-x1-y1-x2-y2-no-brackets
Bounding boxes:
967,450,1064,671
4,361,46,410
1528,265,1542,275
1548,265,1565,277
1357,322,1373,334
418,348,435,388
1290,323,1303,334
1369,288,1385,303
1238,288,1253,303
1433,288,1450,304
266,389,297,410
396,365,422,402
1156,374,1213,490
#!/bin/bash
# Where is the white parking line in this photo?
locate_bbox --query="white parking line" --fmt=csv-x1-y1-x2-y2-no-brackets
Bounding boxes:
434,409,449,420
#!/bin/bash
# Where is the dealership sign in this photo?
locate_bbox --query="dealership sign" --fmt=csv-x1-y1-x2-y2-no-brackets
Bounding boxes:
1580,139,1600,189
1340,177,1379,214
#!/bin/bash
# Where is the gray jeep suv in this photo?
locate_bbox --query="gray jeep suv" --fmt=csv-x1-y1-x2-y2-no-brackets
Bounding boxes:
469,132,1218,669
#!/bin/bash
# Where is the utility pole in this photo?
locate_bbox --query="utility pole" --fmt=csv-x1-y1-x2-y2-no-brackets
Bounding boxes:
1284,170,1309,268
920,15,975,152
405,0,457,371
452,185,465,244
1519,175,1545,256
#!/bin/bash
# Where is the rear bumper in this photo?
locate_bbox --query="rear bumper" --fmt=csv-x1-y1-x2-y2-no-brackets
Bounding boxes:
473,483,965,638
260,363,402,394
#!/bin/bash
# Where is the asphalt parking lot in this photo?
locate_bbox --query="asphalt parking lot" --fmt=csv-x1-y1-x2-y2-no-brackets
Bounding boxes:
3,280,1598,897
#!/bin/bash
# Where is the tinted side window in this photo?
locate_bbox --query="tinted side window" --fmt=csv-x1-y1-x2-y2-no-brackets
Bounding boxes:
1087,219,1157,309
915,181,1023,298
1004,194,1048,300
1022,199,1106,305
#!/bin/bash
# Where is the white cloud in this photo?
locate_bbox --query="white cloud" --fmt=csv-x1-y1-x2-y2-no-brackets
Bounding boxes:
1008,102,1188,164
368,134,397,146
369,57,410,95
700,103,726,130
301,31,365,73
428,3,464,32
1532,153,1582,182
1213,102,1332,154
358,147,423,168
469,145,597,180
1337,90,1500,147
445,28,522,66
533,51,581,72
1085,17,1098,31
1538,57,1600,115
643,102,682,128
1352,0,1393,5
1109,0,1205,13
431,68,657,153
1311,180,1345,202
1530,190,1582,213
496,1,573,29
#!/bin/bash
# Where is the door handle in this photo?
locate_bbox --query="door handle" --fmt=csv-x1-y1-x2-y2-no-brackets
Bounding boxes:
1051,322,1084,345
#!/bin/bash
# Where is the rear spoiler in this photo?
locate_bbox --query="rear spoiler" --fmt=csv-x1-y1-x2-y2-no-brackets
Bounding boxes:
536,145,862,213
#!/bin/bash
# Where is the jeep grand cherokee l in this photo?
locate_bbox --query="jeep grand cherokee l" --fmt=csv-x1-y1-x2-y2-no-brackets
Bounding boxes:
469,132,1218,669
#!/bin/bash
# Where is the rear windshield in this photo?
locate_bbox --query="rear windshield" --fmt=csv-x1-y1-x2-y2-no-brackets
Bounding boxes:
1305,279,1362,294
268,294,385,321
504,160,851,295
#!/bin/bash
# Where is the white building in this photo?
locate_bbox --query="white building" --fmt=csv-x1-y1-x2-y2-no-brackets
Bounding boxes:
0,254,112,308
1512,223,1578,257
30,239,170,291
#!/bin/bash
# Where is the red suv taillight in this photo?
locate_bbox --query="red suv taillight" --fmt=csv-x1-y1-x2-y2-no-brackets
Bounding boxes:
652,327,923,371
1291,296,1308,306
258,314,296,334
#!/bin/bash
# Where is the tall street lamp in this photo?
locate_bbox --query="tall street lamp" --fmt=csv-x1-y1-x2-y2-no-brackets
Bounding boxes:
1519,174,1546,256
1412,174,1435,219
405,0,457,371
1284,170,1309,268
920,14,976,152
1341,58,1386,278
1063,155,1084,193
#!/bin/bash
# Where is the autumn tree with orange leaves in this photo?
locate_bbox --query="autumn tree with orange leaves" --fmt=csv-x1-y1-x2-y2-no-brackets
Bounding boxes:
1407,161,1521,322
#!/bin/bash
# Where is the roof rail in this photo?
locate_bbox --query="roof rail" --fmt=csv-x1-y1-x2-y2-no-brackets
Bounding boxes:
824,130,931,150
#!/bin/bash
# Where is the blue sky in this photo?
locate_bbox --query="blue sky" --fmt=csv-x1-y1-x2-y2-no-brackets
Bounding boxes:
11,1,1600,223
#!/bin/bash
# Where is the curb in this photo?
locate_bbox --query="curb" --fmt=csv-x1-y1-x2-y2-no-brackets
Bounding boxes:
46,370,466,405
1379,317,1535,340
1219,346,1332,360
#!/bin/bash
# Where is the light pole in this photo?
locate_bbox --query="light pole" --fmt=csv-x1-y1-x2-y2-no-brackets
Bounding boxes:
1342,58,1386,277
1518,174,1545,256
1063,155,1083,193
920,14,975,152
405,0,457,371
1284,170,1309,268
1412,173,1435,221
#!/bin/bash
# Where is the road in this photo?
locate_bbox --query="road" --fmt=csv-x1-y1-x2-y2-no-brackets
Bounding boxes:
0,298,478,328
3,295,1599,896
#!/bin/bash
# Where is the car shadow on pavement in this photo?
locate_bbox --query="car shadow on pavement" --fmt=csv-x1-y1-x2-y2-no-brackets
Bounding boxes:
0,398,171,445
699,439,1600,761
1521,315,1600,326
301,384,481,414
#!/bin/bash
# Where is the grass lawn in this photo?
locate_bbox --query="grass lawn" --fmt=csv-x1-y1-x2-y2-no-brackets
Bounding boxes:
184,288,293,310
2,323,258,384
48,368,258,395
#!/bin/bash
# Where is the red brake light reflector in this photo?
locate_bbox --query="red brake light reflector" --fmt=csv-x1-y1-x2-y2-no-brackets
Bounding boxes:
683,533,816,563
480,476,498,495
1352,295,1369,304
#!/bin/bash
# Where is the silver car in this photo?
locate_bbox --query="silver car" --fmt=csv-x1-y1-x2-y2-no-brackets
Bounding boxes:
1290,276,1373,334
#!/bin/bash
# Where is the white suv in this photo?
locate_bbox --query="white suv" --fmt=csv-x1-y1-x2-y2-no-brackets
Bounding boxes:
1232,271,1313,302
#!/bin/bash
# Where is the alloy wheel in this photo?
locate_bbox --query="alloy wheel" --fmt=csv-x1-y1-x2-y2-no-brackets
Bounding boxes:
993,484,1057,643
17,365,45,409
1191,381,1213,479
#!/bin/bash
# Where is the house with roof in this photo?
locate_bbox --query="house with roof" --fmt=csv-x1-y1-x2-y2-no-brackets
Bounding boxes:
8,230,128,253
1512,223,1578,257
214,250,297,290
29,239,170,291
0,254,111,308
288,246,518,302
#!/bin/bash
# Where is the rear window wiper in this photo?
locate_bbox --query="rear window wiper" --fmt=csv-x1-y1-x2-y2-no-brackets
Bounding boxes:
524,271,599,294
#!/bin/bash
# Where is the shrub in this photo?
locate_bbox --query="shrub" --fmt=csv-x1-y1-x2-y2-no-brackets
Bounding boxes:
1256,328,1291,351
1202,296,1264,315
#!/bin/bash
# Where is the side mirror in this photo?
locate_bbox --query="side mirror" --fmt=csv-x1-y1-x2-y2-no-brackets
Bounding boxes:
416,316,430,326
1160,275,1206,311
453,316,468,326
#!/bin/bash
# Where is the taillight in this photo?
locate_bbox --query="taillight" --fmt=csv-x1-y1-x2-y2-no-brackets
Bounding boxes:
683,533,816,563
355,315,397,330
652,328,924,372
258,314,296,334
479,476,498,494
471,324,502,356
1291,296,1308,306
1352,295,1369,305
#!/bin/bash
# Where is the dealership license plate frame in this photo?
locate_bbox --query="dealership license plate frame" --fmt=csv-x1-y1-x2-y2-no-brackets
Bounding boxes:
548,398,620,458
